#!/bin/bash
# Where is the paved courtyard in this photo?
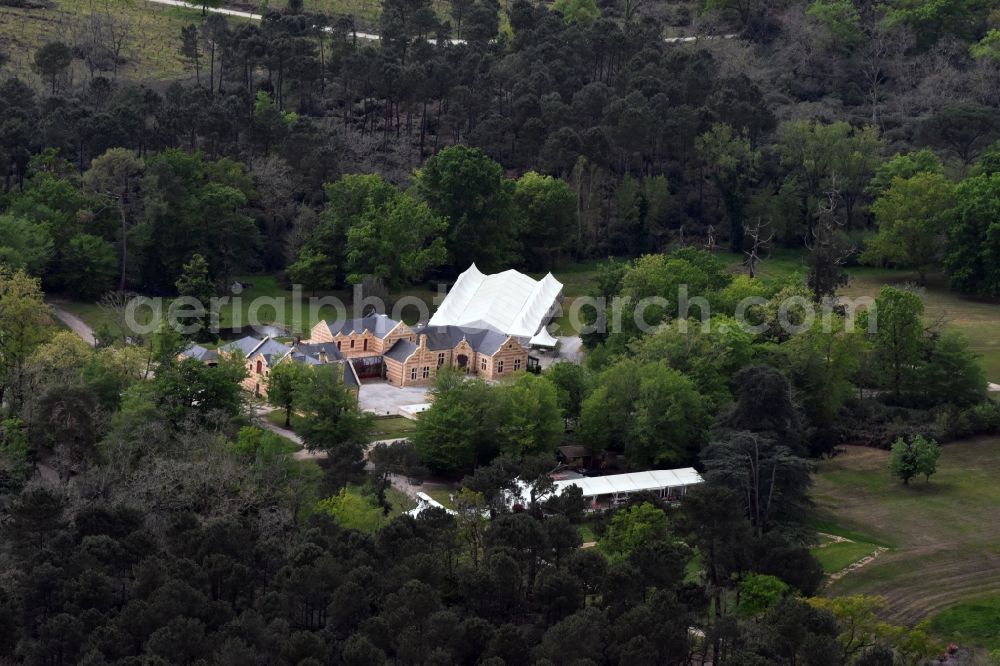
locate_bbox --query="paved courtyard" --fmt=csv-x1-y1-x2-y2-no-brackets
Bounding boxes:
359,381,430,416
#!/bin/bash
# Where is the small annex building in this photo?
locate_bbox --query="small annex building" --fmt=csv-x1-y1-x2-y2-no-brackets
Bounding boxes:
182,335,360,399
428,264,564,346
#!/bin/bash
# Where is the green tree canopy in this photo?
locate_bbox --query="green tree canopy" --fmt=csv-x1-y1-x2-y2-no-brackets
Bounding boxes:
862,172,955,282
944,173,1000,297
345,189,447,287
415,145,515,273
0,216,53,277
579,359,711,467
512,171,577,271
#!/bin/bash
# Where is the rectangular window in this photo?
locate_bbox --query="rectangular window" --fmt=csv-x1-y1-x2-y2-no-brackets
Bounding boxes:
514,358,521,371
350,339,355,349
410,367,417,381
336,341,342,350
363,339,368,351
422,366,430,379
497,360,505,374
438,352,445,366
481,357,487,371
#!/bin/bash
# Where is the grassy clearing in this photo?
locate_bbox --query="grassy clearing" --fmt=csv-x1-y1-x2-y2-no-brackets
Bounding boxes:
0,0,241,83
813,540,880,575
369,415,417,440
812,437,1000,628
424,486,455,509
55,273,441,338
930,597,1000,651
719,249,1000,382
264,408,306,432
841,271,1000,383
0,0,456,79
576,521,596,543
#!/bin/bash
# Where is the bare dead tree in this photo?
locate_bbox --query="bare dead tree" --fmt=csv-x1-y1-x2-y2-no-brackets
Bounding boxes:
98,290,140,346
704,225,717,252
805,182,854,302
743,218,774,278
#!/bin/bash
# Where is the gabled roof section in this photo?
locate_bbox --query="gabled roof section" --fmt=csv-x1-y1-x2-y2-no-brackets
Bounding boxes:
322,313,401,339
294,341,345,362
385,339,417,363
179,344,218,363
428,264,563,339
413,325,513,356
218,335,264,357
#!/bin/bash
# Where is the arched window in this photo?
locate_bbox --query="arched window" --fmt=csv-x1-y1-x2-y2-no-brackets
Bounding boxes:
256,360,263,375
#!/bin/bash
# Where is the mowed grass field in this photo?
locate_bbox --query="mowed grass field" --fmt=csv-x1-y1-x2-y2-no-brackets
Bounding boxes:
812,438,1000,631
0,0,235,83
0,0,459,82
54,274,443,339
718,250,1000,383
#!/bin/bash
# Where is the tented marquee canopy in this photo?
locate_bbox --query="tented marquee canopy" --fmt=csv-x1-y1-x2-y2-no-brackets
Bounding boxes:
551,468,704,499
512,468,704,508
429,264,564,340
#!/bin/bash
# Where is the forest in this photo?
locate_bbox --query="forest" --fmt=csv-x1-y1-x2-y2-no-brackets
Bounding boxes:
3,0,1000,661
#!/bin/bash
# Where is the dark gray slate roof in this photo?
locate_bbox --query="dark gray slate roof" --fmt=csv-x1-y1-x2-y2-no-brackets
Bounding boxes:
340,361,359,388
180,344,219,363
295,341,345,362
384,339,418,363
413,325,510,356
218,335,263,357
323,313,400,339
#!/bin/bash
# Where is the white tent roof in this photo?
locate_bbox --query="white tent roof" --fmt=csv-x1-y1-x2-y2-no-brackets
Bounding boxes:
406,492,456,517
552,468,704,498
529,327,559,348
511,468,704,506
429,264,563,339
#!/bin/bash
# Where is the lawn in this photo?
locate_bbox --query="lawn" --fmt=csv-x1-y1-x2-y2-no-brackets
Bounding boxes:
841,270,1000,384
424,487,456,509
930,597,1000,651
576,521,597,543
369,415,417,441
811,437,1000,631
720,249,1000,383
0,0,239,83
265,408,307,432
54,273,442,340
812,540,880,575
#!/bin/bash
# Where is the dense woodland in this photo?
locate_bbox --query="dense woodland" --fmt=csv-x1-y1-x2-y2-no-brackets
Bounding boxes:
2,0,1000,295
2,0,1000,662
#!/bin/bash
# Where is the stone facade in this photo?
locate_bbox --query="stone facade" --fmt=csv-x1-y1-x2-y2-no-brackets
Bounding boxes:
306,317,416,359
384,331,528,388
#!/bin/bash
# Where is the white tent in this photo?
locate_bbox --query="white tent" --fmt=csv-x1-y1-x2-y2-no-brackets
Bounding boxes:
429,264,563,340
552,469,704,499
529,327,559,348
511,468,704,508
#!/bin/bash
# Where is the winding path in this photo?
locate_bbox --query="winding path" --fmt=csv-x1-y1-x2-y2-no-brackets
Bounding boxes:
47,301,97,347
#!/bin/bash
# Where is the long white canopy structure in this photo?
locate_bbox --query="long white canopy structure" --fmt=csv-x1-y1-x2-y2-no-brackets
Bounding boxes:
512,468,704,509
429,264,564,340
552,468,704,499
